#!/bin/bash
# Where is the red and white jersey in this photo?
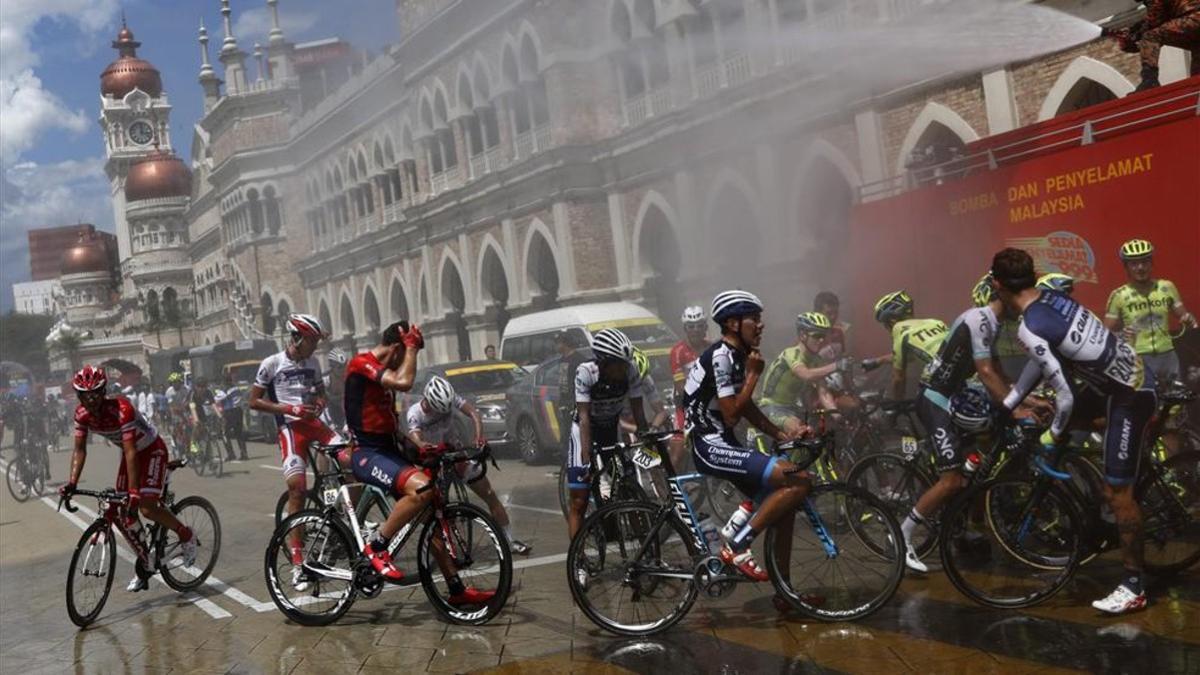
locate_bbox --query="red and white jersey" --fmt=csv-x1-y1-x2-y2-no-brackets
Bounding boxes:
255,350,323,424
669,341,700,386
74,396,160,452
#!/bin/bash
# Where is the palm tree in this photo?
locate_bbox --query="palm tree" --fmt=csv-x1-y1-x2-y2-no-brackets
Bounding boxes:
57,331,83,372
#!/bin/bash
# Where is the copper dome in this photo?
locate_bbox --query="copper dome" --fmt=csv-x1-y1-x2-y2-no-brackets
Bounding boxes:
125,151,192,201
99,24,163,99
61,232,112,276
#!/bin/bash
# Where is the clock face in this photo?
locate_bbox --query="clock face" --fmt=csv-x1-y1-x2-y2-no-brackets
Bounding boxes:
128,120,154,145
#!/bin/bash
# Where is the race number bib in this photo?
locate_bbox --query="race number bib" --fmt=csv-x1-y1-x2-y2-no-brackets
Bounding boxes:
631,446,662,470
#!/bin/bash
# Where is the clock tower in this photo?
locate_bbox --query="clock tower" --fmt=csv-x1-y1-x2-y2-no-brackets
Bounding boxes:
99,20,174,285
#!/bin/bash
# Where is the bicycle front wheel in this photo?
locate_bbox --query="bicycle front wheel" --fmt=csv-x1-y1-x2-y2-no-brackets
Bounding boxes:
273,490,323,527
766,484,904,621
5,458,31,502
161,496,222,591
66,520,117,628
944,478,1082,608
264,509,358,626
1140,450,1200,575
417,503,512,625
567,501,698,636
846,452,936,558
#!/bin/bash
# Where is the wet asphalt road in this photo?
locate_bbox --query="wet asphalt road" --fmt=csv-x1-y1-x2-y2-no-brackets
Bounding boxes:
0,435,1197,674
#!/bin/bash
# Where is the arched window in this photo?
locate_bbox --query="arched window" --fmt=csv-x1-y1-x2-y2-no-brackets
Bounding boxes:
263,185,281,234
247,188,264,234
261,292,276,334
363,286,381,333
339,295,356,338
390,278,409,323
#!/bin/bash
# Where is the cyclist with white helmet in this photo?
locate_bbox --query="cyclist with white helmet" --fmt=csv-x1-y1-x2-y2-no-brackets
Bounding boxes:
406,376,532,555
1105,238,1196,385
566,328,648,544
682,290,808,584
873,291,948,400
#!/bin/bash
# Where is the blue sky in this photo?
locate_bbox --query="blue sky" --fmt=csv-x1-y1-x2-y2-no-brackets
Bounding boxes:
1,0,396,313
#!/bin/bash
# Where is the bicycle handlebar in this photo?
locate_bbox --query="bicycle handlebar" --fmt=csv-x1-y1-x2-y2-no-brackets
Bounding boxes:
57,487,126,514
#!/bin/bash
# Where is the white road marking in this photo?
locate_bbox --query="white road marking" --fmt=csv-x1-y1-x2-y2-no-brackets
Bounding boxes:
500,494,561,516
259,465,284,472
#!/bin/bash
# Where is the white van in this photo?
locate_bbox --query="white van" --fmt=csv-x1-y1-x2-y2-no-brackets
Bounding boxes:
500,302,678,367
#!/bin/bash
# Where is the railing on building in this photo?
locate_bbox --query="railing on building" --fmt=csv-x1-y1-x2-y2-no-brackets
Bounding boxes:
857,88,1200,202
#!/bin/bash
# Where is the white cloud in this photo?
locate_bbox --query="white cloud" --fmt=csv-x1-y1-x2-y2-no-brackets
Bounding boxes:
233,7,318,43
0,69,89,165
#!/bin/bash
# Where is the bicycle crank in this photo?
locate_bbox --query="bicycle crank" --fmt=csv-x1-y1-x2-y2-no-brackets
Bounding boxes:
693,556,737,598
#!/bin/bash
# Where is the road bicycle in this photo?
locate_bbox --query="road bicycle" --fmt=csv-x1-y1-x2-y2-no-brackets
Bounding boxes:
6,433,51,502
557,430,670,518
58,458,222,628
272,442,357,526
186,415,225,478
264,443,512,626
940,385,1200,608
566,430,904,636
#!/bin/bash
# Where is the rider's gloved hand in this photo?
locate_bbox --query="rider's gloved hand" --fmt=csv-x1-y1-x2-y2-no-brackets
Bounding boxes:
836,357,853,373
59,482,77,499
403,324,425,350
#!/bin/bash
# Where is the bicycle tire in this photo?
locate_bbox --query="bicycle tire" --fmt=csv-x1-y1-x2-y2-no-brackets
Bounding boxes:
6,457,31,502
160,496,222,591
416,502,512,625
274,490,323,527
263,509,359,626
944,477,1083,608
209,436,223,478
66,520,116,628
567,500,699,636
766,483,904,621
192,442,206,477
558,456,571,518
1139,450,1200,576
845,452,937,558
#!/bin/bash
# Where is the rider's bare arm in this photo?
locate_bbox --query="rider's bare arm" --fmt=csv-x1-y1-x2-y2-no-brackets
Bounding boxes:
458,400,486,445
790,360,838,382
629,396,649,434
577,402,593,467
378,345,419,391
67,434,87,485
742,398,787,441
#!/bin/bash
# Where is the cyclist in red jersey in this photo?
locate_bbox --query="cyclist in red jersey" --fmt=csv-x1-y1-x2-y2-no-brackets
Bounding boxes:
60,366,195,592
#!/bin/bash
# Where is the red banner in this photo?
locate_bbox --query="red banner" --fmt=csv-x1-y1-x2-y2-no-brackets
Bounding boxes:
849,114,1200,355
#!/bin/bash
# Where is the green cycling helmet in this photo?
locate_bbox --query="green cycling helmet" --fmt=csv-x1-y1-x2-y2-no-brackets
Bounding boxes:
1036,272,1075,295
1119,239,1153,261
874,290,913,325
796,311,832,335
167,372,183,384
971,274,997,307
632,348,651,380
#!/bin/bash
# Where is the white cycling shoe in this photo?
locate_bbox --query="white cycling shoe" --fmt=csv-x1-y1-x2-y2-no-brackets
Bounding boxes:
127,573,150,593
1092,585,1146,615
292,566,311,593
904,543,928,574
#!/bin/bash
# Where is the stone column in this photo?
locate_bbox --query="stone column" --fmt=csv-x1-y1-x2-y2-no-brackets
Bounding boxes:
450,118,469,179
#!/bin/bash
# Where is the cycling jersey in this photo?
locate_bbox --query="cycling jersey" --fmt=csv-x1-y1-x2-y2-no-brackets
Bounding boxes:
759,345,823,409
922,306,1000,399
1106,280,1184,355
405,397,468,445
683,339,746,438
189,388,215,421
74,396,160,452
891,318,948,375
255,350,323,425
343,352,397,446
1004,290,1148,440
574,361,640,426
995,318,1025,358
669,341,699,386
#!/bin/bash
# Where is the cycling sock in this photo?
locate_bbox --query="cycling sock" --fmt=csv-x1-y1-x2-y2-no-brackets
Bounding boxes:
447,574,465,596
174,525,193,543
368,533,390,553
901,509,925,544
729,523,758,553
1121,569,1143,595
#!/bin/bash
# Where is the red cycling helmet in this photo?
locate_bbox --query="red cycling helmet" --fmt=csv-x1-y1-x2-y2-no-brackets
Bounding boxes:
287,313,324,339
72,365,108,393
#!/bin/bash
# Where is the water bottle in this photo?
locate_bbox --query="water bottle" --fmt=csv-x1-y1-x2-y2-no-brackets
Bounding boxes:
963,452,982,475
720,501,754,540
698,513,722,554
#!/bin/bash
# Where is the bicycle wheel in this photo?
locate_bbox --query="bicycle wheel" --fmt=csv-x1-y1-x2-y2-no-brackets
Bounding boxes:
945,478,1082,608
567,501,698,636
264,509,358,626
191,442,206,477
417,503,512,625
274,490,323,527
845,453,936,558
66,520,117,628
766,483,904,621
5,457,31,502
558,456,571,518
160,496,222,591
207,436,223,478
1140,450,1200,575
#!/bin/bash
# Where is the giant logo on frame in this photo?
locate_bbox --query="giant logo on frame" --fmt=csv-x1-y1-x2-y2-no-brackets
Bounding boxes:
1005,230,1098,283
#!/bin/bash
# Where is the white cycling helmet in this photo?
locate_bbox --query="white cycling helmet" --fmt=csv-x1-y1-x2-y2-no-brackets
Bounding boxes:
591,328,635,363
287,313,324,339
424,376,457,414
681,305,706,324
711,290,763,325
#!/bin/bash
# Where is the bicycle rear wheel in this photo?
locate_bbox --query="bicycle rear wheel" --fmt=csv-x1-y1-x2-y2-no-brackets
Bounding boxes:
945,478,1082,608
766,484,904,621
5,458,31,502
568,501,698,636
417,503,512,625
66,520,116,628
274,490,324,527
208,436,223,478
1140,450,1200,575
264,509,358,626
845,453,936,558
161,496,222,591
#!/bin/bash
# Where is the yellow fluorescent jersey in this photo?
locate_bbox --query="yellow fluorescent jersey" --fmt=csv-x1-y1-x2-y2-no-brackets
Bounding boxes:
1106,280,1183,355
759,345,823,408
891,318,948,374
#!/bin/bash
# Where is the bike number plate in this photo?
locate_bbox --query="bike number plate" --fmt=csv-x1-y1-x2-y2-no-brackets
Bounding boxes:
631,447,661,470
322,488,339,506
901,436,919,458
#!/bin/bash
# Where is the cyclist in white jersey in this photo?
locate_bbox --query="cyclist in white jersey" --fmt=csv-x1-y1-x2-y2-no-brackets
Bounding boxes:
405,376,531,555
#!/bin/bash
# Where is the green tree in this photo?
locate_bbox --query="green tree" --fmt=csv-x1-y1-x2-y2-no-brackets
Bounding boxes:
0,311,56,378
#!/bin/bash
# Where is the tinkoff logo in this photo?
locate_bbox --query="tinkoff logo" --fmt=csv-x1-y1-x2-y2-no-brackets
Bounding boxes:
1006,230,1098,283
